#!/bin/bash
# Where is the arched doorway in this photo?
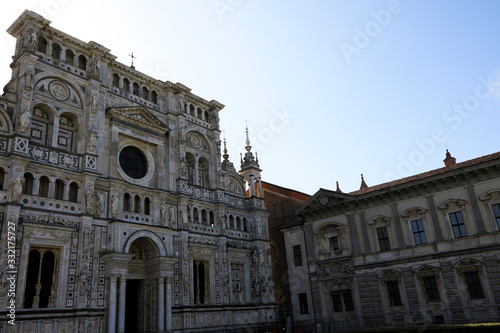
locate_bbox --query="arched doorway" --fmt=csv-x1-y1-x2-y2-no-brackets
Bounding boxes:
125,237,160,333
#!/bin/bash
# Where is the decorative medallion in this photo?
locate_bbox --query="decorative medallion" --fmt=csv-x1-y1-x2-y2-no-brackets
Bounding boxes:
227,178,236,191
318,195,329,205
49,81,70,101
191,134,202,149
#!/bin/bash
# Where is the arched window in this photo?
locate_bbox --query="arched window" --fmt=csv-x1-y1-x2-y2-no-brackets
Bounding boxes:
123,78,130,92
123,193,131,212
0,167,5,190
189,105,195,116
204,111,209,122
133,82,140,96
229,215,234,229
65,49,75,65
134,195,141,213
30,107,53,146
51,43,61,59
186,153,196,185
24,250,40,308
193,207,199,223
58,114,77,152
54,179,64,200
142,87,149,100
198,108,203,119
201,209,207,225
69,182,78,202
78,55,87,70
209,211,215,227
198,157,210,188
38,37,47,53
144,197,150,215
151,91,158,104
236,216,241,230
22,173,34,195
24,249,56,309
112,74,120,88
243,218,248,232
39,176,49,198
193,261,208,304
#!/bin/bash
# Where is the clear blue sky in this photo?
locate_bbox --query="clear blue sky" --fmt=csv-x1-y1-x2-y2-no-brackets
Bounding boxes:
1,1,500,195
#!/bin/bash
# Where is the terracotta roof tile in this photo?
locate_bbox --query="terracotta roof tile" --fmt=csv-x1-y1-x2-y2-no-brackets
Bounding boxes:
349,151,500,196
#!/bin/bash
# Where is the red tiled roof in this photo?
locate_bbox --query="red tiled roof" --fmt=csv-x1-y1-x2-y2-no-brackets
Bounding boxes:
349,151,500,196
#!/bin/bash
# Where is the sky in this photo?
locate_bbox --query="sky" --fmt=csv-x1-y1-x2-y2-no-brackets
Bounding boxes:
1,1,500,196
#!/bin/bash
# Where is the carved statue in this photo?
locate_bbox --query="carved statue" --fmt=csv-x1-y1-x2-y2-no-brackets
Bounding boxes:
159,201,167,225
91,95,101,113
180,156,188,178
79,264,88,296
30,30,38,49
88,129,98,152
95,192,104,216
91,55,101,80
168,207,175,227
177,94,185,111
24,70,33,89
111,190,119,218
19,105,31,134
85,187,93,213
11,173,24,202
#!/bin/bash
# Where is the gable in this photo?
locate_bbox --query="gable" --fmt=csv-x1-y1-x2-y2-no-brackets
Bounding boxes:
296,188,353,215
107,106,169,135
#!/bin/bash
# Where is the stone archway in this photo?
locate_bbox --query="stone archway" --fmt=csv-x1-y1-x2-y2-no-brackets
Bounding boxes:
103,235,176,333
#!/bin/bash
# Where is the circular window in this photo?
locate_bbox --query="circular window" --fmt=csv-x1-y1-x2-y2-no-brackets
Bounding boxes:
119,146,148,179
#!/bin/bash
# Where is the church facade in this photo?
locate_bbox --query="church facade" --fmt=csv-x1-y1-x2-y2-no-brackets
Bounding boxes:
283,151,500,331
0,10,276,333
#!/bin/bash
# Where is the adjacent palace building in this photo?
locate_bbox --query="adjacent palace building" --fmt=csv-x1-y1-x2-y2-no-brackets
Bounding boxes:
0,10,276,333
283,150,500,331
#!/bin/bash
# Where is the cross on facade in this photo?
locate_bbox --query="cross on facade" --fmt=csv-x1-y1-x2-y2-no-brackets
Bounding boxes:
128,52,136,69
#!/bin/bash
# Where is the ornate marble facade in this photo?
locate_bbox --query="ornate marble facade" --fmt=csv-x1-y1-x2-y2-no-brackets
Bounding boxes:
0,10,275,333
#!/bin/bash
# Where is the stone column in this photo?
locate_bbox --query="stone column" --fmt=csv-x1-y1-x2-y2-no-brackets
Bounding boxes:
166,278,172,332
256,178,263,198
194,160,199,186
108,275,118,333
118,275,126,333
32,174,40,195
158,278,165,332
63,180,70,201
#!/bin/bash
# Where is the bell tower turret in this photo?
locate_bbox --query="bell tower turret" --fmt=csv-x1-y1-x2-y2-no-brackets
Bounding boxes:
239,125,263,198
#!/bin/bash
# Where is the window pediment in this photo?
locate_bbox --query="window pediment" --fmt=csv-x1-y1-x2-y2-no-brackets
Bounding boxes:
401,207,428,220
438,199,468,212
368,215,391,228
107,106,169,135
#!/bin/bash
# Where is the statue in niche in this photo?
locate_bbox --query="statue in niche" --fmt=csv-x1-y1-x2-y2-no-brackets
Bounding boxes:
180,156,188,178
111,190,119,218
91,95,101,114
168,206,175,227
177,94,185,112
19,105,31,134
95,192,104,216
79,264,88,296
159,201,167,225
181,206,188,226
91,55,100,80
85,186,94,213
30,30,38,49
11,173,24,202
88,129,98,153
24,70,33,89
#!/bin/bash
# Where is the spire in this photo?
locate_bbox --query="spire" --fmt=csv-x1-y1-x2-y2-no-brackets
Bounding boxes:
336,181,343,193
360,174,368,190
222,131,229,161
240,125,260,170
443,149,456,168
245,121,252,153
